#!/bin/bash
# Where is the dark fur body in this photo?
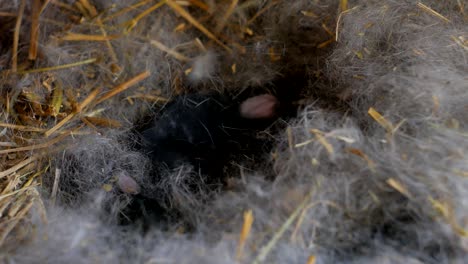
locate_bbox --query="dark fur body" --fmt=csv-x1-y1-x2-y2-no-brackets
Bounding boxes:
121,92,279,227
141,92,276,176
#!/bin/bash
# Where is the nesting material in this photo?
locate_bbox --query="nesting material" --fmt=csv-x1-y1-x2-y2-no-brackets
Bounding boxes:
0,0,467,263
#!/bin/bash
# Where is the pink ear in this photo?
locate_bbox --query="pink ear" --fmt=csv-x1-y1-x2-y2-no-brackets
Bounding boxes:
117,173,141,194
239,94,278,119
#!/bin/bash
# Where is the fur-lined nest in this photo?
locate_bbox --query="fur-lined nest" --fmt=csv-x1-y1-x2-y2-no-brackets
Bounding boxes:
0,0,467,263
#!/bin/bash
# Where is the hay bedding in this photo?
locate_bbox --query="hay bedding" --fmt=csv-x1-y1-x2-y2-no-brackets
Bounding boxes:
0,0,467,263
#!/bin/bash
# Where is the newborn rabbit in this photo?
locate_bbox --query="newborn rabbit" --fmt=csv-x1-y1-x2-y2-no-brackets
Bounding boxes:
118,92,279,226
